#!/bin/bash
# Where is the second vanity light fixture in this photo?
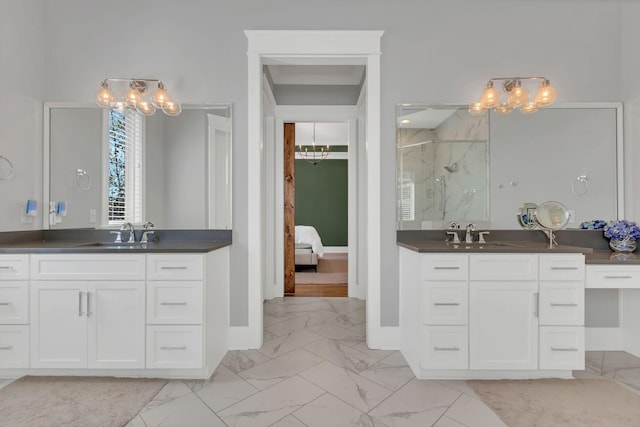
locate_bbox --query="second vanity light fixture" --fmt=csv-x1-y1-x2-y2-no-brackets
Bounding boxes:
469,77,557,116
96,78,181,116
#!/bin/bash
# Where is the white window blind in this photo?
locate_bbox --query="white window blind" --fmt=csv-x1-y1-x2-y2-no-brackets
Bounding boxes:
108,110,143,225
400,171,415,221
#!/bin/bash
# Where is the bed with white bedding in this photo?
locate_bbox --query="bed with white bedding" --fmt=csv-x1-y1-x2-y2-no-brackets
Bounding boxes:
294,226,324,271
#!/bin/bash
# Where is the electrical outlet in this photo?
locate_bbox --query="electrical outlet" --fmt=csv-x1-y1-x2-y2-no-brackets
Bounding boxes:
89,209,97,223
568,210,575,224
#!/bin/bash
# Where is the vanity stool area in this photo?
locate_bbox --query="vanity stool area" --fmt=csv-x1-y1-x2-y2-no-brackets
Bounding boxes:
0,235,230,380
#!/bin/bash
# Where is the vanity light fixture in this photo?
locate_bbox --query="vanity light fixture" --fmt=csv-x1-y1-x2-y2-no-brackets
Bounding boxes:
296,122,330,165
469,77,557,116
96,78,181,116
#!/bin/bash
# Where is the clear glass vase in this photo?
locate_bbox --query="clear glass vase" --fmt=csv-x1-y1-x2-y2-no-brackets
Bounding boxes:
609,238,637,253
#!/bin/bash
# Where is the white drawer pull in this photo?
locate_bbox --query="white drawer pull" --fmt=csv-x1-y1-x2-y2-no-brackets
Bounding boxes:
160,266,188,270
0,345,13,350
550,303,578,307
433,302,460,306
160,345,187,350
0,266,13,270
551,346,579,352
434,346,460,351
160,302,187,306
604,275,633,279
433,266,460,270
550,267,579,270
0,302,12,306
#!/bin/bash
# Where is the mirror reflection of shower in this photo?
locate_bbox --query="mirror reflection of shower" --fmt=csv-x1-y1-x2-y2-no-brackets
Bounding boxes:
397,137,488,229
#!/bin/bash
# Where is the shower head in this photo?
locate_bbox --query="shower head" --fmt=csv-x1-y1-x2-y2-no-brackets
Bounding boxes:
444,162,458,173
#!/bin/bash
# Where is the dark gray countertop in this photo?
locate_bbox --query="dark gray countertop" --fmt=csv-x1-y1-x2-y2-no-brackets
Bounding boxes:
397,240,592,254
0,240,230,254
396,230,640,264
0,229,231,254
585,250,640,265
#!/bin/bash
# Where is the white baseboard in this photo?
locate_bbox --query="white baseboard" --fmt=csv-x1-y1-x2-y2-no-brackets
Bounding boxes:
586,327,623,351
325,246,348,253
366,326,401,350
228,326,258,350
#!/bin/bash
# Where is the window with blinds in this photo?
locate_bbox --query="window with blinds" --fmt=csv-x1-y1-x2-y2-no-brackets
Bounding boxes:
108,110,143,225
400,171,415,221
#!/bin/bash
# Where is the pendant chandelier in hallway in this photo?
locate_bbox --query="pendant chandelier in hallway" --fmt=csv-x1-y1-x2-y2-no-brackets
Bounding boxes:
296,122,330,165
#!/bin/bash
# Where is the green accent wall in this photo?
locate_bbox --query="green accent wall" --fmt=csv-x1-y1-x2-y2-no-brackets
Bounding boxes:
295,159,348,246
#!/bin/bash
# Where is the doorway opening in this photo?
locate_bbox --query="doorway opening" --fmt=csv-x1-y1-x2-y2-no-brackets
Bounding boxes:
285,121,350,297
245,30,383,351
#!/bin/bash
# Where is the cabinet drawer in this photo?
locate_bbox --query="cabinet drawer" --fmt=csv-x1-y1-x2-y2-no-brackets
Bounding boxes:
147,255,203,281
421,255,468,281
470,254,538,281
146,325,203,369
421,326,468,370
586,265,640,289
31,254,146,280
422,281,468,325
539,326,585,370
539,255,585,281
0,325,29,368
539,281,584,326
0,255,29,280
0,282,29,324
147,281,203,324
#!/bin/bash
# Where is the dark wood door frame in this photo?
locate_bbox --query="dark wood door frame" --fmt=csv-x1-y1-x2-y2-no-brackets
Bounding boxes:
284,122,296,295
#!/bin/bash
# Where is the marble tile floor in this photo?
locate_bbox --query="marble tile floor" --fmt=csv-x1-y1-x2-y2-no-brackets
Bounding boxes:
2,297,640,426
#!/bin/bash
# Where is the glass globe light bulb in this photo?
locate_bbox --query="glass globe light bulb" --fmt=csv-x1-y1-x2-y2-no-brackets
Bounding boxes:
468,102,487,116
495,103,514,115
125,87,142,108
136,101,156,116
162,101,182,116
507,83,529,108
112,100,129,111
480,82,500,109
152,82,171,108
520,102,539,114
535,80,557,106
96,81,115,107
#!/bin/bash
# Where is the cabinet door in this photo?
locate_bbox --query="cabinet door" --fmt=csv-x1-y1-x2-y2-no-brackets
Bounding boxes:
87,281,145,369
469,281,538,370
31,281,87,368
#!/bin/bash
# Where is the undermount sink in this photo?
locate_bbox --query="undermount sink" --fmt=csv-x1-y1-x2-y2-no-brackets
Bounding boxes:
445,241,523,249
75,242,149,248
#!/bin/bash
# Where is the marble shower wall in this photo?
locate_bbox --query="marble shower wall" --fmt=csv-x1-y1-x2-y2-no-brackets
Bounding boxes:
397,110,489,229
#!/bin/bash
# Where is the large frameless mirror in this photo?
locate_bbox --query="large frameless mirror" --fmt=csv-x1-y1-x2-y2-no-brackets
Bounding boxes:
44,103,232,230
396,103,622,230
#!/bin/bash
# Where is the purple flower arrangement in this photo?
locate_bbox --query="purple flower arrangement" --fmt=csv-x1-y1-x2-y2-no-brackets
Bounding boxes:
603,220,640,241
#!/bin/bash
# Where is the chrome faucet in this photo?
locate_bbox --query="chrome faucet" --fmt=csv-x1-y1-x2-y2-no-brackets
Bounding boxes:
141,221,155,243
120,222,135,243
447,222,461,243
465,223,476,243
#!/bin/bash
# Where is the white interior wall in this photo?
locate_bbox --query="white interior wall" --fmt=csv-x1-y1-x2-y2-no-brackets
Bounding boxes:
0,0,45,231
2,0,631,328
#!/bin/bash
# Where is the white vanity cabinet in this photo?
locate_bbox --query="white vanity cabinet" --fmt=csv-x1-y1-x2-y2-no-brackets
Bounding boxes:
146,254,205,369
30,255,146,369
469,254,539,370
400,248,585,379
0,255,30,368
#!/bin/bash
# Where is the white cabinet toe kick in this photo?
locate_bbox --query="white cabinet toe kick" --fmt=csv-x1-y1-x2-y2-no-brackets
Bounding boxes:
400,249,585,380
0,250,229,379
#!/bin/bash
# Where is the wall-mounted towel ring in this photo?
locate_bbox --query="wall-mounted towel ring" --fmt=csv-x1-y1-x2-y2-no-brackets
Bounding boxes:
571,175,589,196
0,155,15,180
75,169,92,191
